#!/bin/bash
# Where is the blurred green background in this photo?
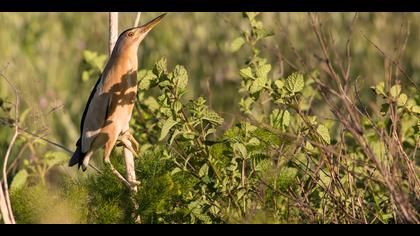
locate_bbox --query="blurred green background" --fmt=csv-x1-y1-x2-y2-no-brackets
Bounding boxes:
1,12,419,224
0,11,419,185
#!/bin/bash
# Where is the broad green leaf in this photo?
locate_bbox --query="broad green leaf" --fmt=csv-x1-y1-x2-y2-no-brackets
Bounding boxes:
173,65,188,91
239,97,253,114
389,84,401,98
411,105,420,114
285,72,304,94
202,110,224,125
10,169,28,191
230,36,245,52
159,117,178,141
249,76,267,94
143,97,160,113
397,93,408,107
138,70,157,90
274,79,284,90
154,57,167,77
316,124,331,144
255,63,271,79
234,143,248,158
239,67,254,79
371,82,386,97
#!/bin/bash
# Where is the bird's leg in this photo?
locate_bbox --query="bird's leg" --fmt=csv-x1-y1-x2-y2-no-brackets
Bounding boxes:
103,138,140,188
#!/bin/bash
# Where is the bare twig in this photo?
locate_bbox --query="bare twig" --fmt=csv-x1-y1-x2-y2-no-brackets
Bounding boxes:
0,72,17,224
133,12,142,27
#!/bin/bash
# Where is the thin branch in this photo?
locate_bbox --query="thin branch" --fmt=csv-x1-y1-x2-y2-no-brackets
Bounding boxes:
0,72,17,224
133,12,142,27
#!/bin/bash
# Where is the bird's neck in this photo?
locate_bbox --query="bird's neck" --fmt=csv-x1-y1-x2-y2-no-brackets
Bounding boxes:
115,53,138,73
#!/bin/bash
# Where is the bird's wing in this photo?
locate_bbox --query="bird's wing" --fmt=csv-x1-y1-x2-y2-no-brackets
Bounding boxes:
79,74,111,153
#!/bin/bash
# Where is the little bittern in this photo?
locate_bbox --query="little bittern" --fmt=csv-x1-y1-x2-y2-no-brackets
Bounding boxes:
69,14,166,186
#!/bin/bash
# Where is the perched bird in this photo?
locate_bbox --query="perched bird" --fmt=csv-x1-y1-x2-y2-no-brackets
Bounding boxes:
69,13,166,186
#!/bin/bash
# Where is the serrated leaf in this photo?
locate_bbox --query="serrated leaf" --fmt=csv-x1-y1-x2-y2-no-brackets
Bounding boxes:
285,72,304,94
249,76,267,94
10,169,28,191
239,67,254,80
316,124,331,144
255,63,271,78
234,143,248,158
159,118,178,141
390,85,401,98
202,110,224,125
138,70,157,90
154,57,167,77
231,36,245,52
173,65,188,91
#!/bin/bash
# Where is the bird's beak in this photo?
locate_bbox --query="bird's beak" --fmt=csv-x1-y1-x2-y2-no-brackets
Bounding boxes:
137,13,167,35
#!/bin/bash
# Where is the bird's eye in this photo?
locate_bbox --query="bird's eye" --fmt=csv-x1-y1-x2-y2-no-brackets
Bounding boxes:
127,32,134,37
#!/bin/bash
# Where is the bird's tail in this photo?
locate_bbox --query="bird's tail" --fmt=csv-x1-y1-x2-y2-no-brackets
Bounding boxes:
69,143,87,171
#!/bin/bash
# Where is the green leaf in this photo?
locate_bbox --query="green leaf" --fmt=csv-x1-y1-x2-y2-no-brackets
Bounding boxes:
171,167,182,176
411,105,420,114
371,82,386,98
390,85,401,99
270,109,289,129
202,110,224,125
82,71,90,81
249,76,267,94
169,129,182,145
285,72,304,94
230,36,245,52
138,70,158,90
255,63,271,79
154,57,167,77
239,67,254,80
159,117,179,141
199,163,209,177
173,65,188,91
10,169,28,191
397,93,408,107
316,124,331,144
234,143,248,158
274,79,284,91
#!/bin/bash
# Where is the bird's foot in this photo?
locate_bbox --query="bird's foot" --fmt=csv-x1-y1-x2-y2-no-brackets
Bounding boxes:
120,132,140,158
104,160,135,188
121,131,140,152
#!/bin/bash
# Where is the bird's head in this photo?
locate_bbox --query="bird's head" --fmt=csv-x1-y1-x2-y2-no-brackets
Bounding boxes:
114,13,166,55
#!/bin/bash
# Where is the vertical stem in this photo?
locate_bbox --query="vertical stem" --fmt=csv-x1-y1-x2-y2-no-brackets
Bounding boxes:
108,11,142,224
1,72,17,224
0,183,12,224
109,12,119,56
133,12,142,27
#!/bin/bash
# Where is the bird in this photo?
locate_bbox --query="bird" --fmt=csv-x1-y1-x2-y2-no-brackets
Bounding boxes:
69,13,166,187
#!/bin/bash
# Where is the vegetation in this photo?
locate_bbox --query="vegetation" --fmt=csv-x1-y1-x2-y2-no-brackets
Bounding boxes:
0,12,419,224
